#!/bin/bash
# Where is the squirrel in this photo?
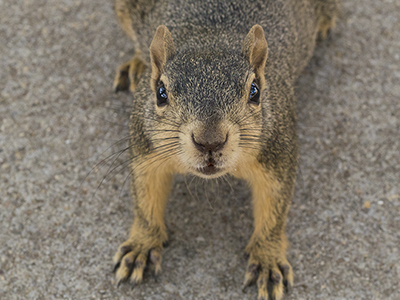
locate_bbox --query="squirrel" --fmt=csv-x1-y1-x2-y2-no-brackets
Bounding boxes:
111,0,339,299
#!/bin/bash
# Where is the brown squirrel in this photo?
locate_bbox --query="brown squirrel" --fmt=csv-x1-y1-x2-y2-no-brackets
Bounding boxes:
111,0,339,299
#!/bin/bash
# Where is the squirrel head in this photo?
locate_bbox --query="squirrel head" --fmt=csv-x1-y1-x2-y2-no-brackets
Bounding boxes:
148,25,269,178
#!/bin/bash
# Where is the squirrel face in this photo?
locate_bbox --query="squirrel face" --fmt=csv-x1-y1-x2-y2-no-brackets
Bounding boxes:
148,25,268,178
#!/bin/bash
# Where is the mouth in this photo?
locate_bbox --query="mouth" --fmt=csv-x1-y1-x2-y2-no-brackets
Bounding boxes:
197,165,220,175
196,158,222,176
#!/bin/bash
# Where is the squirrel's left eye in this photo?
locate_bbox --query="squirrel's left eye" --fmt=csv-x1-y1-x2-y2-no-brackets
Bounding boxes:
248,82,260,105
156,82,169,107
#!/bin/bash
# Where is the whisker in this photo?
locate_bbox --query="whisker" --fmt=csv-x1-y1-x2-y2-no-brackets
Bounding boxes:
221,174,234,193
184,174,197,203
240,127,264,131
236,109,262,125
150,141,180,152
83,143,131,187
240,134,260,138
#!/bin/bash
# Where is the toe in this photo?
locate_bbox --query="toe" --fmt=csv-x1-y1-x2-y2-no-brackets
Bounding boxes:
243,256,260,291
269,267,284,300
115,250,138,285
278,261,293,293
130,252,147,285
257,270,269,300
113,243,132,267
149,248,163,277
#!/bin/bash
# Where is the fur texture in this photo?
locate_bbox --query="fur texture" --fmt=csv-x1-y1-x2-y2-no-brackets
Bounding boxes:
112,0,339,299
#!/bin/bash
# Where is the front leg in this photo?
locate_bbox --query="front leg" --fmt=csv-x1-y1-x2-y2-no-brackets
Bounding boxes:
113,158,173,286
238,161,295,300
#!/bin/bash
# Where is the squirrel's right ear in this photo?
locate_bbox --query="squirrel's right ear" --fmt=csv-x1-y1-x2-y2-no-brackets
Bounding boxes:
150,25,176,87
242,25,268,85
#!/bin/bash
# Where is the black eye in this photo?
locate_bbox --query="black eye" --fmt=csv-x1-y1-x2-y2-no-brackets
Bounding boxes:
249,82,260,105
156,82,169,107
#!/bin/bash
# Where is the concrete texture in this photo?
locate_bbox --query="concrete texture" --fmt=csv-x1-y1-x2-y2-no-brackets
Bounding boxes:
1,0,399,299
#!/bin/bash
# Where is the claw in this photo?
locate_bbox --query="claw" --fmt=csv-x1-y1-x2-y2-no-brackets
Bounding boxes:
284,280,292,294
242,275,253,290
117,279,123,288
155,264,162,277
113,262,120,273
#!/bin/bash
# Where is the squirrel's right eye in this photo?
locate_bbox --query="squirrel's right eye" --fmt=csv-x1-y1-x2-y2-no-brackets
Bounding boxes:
156,83,169,107
248,82,260,105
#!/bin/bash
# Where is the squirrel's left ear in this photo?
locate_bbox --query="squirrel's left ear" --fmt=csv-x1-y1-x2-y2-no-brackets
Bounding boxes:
242,25,268,84
150,25,176,89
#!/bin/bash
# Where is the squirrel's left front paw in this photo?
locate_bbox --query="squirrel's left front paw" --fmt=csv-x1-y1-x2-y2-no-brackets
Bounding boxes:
243,241,293,300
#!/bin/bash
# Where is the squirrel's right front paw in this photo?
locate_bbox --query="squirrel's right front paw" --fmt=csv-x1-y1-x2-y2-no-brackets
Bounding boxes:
113,55,146,93
113,237,163,287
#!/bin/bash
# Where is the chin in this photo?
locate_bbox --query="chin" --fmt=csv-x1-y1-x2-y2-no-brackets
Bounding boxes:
191,166,228,179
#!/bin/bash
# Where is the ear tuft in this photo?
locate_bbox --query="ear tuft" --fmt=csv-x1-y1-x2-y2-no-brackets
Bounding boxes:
150,25,175,87
242,25,268,81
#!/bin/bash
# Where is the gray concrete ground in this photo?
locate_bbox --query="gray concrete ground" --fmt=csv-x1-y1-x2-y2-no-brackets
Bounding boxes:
1,0,399,299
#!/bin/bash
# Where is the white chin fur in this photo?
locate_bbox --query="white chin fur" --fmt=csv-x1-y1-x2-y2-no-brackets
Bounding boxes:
190,168,229,179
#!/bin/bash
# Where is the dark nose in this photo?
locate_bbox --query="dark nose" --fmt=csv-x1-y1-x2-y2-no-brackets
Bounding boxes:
192,133,228,154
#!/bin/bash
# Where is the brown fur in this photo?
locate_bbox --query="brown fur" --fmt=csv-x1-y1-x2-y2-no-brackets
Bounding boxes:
111,0,339,298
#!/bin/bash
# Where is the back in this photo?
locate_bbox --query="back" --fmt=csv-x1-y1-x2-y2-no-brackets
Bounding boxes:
117,0,326,80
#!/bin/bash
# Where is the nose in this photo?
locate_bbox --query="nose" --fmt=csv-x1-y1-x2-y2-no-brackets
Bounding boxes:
192,133,228,154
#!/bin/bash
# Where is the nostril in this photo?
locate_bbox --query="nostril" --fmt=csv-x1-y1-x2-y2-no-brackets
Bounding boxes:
192,133,206,152
216,133,228,150
192,133,229,154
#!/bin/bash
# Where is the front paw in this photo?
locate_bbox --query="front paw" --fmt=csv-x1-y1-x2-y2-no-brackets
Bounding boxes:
243,240,293,300
113,234,164,287
113,55,146,93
